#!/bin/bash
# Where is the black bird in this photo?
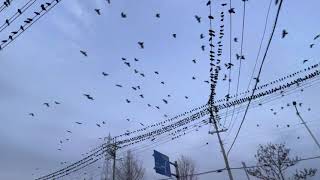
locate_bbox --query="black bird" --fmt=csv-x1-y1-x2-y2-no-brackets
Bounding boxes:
139,123,144,126
80,50,87,57
314,34,320,40
310,44,315,48
140,73,145,77
96,123,101,127
155,106,160,109
121,57,127,61
83,94,94,100
192,76,196,80
34,11,40,15
194,15,201,23
66,130,72,133
106,0,111,4
303,59,308,63
201,45,205,51
200,34,204,39
234,37,238,42
134,69,139,74
5,19,9,26
156,13,160,18
102,72,109,76
46,2,51,6
43,103,50,107
20,26,24,31
58,148,62,151
134,58,139,61
121,12,127,18
75,122,82,125
225,63,234,69
116,84,123,87
126,99,131,103
154,71,159,74
192,59,196,63
228,8,235,14
94,9,101,15
282,29,288,38
308,108,311,111
172,34,177,38
139,94,144,98
147,104,151,107
138,41,144,49
60,140,63,144
162,99,168,104
204,80,209,84
54,101,60,104
18,9,22,14
102,121,106,124
41,4,46,11
161,81,165,84
29,113,35,117
185,96,189,99
221,3,227,6
132,87,137,90
11,31,18,35
206,0,211,6
9,35,13,41
124,62,130,67
2,40,7,43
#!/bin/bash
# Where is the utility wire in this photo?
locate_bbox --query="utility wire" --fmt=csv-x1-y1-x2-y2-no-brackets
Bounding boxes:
227,0,284,156
0,0,13,14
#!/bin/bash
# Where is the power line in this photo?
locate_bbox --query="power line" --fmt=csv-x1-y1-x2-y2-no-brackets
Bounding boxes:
0,0,13,14
227,0,284,156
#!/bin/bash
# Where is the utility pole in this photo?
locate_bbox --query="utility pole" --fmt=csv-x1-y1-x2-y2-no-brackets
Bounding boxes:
173,161,180,180
241,162,250,180
209,96,234,180
111,138,117,180
293,101,320,151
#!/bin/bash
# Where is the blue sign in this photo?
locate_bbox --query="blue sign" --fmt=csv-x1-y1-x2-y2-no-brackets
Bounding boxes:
153,150,171,177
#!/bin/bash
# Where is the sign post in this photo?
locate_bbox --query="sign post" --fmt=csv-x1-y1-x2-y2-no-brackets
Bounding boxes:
153,150,180,179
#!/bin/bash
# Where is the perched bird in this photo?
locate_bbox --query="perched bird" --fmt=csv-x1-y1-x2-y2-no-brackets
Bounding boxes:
121,57,127,61
18,9,22,14
138,41,144,49
155,13,160,18
282,29,288,38
102,72,109,76
206,1,211,6
20,25,25,31
5,19,9,26
43,103,50,107
75,122,82,125
194,15,201,23
121,12,127,18
94,9,101,15
34,11,40,15
228,8,235,14
83,94,94,100
221,3,227,6
41,4,46,11
201,45,205,51
234,37,238,42
29,113,35,117
80,50,87,57
172,34,177,38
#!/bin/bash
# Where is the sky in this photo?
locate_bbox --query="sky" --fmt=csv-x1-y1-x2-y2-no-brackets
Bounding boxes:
0,0,320,179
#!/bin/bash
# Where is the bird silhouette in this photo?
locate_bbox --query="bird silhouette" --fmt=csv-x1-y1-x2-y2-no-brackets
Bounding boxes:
140,73,145,77
102,121,106,124
234,37,238,42
94,9,101,15
54,101,60,104
29,113,35,117
124,62,131,67
192,76,196,80
106,0,111,4
172,34,177,38
194,15,201,23
154,71,159,74
83,94,94,100
310,44,315,48
121,12,127,18
282,30,288,38
206,1,211,6
18,9,22,14
126,99,131,103
221,3,227,6
147,104,151,107
162,99,168,104
308,108,311,111
75,122,82,125
134,58,139,61
138,42,144,49
43,103,50,107
156,13,160,18
204,80,209,84
60,140,63,144
155,106,160,109
121,57,126,61
161,81,165,84
40,4,46,11
134,69,139,74
5,19,9,26
228,8,235,14
20,26,24,31
116,84,123,88
201,45,205,51
80,50,87,57
200,34,204,39
58,148,62,151
139,123,145,126
96,124,101,127
303,59,308,63
102,72,109,76
67,130,72,133
314,34,320,40
192,59,196,63
185,96,189,99
139,94,144,98
132,87,137,91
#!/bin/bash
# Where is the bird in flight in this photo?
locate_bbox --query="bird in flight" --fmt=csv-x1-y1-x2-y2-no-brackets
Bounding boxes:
221,3,227,6
201,45,205,51
124,62,131,67
139,94,144,98
75,122,82,125
138,42,144,49
134,58,139,62
185,96,189,99
234,37,238,42
94,9,101,15
66,130,72,133
96,124,101,127
194,15,201,23
282,29,288,38
200,34,204,39
29,113,35,117
310,44,315,48
102,72,109,76
303,59,308,63
192,59,196,63
156,13,160,18
116,84,123,88
54,101,60,104
172,34,177,38
126,99,131,103
314,34,320,40
121,12,127,18
162,99,168,104
43,103,50,107
83,94,94,100
80,50,87,57
228,8,235,14
154,71,159,75
161,81,165,84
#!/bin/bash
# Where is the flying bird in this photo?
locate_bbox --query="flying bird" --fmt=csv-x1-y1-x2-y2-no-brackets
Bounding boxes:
185,96,189,99
43,103,50,107
310,44,315,48
116,84,123,87
134,58,139,61
102,121,106,124
200,34,204,39
228,8,235,14
138,41,144,49
162,99,168,104
282,29,288,38
234,37,238,42
140,73,145,77
67,130,72,133
83,94,94,100
155,106,160,109
96,123,101,127
124,62,131,67
80,50,87,57
154,71,159,74
126,99,131,103
221,3,227,6
29,113,35,117
139,94,144,98
194,15,201,23
54,101,60,104
75,122,82,125
172,34,177,38
303,59,308,63
156,13,160,18
161,81,165,84
314,34,320,40
121,12,127,18
192,59,196,63
102,72,109,76
94,9,101,15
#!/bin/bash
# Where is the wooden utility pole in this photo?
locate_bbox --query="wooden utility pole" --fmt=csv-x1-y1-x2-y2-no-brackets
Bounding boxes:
293,101,320,151
241,162,250,180
111,139,117,180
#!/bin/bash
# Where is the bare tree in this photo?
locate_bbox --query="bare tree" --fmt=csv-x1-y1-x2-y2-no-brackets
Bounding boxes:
177,155,198,180
115,150,145,180
247,143,317,180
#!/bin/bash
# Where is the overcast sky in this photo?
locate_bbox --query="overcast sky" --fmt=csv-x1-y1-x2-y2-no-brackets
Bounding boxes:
0,0,320,179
